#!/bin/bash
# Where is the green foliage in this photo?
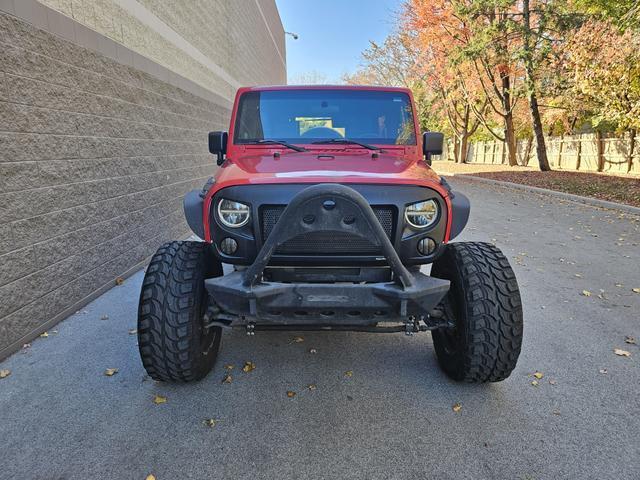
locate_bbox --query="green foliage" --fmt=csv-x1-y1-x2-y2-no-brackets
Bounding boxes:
574,0,637,25
348,0,640,142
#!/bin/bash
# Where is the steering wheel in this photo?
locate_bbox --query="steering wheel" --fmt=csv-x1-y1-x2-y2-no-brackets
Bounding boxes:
301,127,343,139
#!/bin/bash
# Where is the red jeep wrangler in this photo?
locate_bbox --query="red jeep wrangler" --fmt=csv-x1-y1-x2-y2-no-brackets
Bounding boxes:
137,86,523,383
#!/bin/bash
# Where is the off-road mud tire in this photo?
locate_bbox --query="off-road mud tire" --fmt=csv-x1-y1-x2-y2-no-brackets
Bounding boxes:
137,241,223,382
431,242,523,382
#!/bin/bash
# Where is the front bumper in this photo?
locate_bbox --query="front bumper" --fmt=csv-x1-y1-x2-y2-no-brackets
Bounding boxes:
205,183,450,325
206,270,450,325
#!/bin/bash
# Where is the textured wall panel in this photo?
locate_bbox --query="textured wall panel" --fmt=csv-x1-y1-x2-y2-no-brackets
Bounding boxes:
0,1,285,358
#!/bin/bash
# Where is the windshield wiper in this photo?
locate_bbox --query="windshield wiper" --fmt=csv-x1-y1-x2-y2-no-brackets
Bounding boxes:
247,139,307,152
311,138,380,150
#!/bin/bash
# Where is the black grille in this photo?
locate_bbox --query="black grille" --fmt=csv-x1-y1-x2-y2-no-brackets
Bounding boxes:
261,205,395,255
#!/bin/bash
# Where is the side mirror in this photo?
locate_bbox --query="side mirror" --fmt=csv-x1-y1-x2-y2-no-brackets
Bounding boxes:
209,131,228,166
422,132,444,166
423,132,444,155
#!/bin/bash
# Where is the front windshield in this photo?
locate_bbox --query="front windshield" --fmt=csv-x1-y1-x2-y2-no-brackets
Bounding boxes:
233,89,417,145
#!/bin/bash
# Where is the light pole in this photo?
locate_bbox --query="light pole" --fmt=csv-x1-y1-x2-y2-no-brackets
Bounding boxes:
285,31,299,40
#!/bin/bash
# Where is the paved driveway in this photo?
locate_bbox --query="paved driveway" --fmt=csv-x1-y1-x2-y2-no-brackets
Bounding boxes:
1,179,639,480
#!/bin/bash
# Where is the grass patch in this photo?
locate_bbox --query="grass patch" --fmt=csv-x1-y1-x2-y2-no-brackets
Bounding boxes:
432,161,640,207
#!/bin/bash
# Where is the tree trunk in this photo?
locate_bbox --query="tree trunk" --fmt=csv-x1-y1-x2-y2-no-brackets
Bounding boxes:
453,136,460,163
627,129,636,173
504,112,518,166
459,134,469,163
529,94,551,171
458,106,470,163
596,130,605,172
523,136,533,166
522,0,551,171
576,135,582,170
558,134,564,169
500,71,518,166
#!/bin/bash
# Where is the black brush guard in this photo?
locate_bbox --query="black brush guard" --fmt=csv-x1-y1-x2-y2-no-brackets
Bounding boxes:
205,184,450,331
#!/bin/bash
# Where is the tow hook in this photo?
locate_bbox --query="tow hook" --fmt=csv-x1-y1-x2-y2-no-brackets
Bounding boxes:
203,303,234,329
405,316,419,336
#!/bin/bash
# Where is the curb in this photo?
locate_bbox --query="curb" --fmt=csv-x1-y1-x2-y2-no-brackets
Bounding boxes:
444,174,640,216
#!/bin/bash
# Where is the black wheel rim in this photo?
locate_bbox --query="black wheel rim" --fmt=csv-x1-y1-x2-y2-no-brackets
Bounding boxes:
439,326,459,355
199,291,217,355
438,293,461,356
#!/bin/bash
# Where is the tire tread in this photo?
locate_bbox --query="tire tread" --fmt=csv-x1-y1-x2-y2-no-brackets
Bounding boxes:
137,241,220,382
432,242,523,383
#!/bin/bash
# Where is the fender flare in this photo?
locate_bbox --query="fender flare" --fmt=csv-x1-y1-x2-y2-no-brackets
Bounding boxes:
449,191,470,240
183,189,205,239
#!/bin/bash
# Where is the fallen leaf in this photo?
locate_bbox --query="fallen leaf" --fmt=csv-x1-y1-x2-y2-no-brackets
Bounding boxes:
599,368,608,374
625,336,636,345
224,364,234,370
40,332,49,338
242,361,256,373
51,330,58,334
290,336,304,344
615,283,623,288
145,475,156,480
0,369,11,379
203,418,218,428
22,343,30,349
309,348,317,354
153,395,167,405
100,315,109,320
307,384,317,391
581,290,591,297
128,328,137,335
552,410,561,416
115,277,124,285
531,380,539,386
452,403,462,413
574,273,582,278
286,391,296,398
346,395,354,401
614,348,631,357
549,379,557,385
344,370,353,378
104,368,119,376
533,371,544,379
632,288,640,294
222,373,232,384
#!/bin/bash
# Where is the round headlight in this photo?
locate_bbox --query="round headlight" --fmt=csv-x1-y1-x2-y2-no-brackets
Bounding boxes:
217,199,250,228
405,200,438,229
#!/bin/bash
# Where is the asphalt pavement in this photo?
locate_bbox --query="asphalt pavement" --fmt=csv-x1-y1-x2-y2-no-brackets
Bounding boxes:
1,179,639,480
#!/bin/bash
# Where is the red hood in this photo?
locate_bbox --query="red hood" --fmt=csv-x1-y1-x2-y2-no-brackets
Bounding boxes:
213,148,442,188
203,148,452,243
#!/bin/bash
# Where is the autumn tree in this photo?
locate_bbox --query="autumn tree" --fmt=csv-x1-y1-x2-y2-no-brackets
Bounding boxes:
561,20,640,171
406,0,524,166
343,32,439,131
350,0,640,171
403,0,489,163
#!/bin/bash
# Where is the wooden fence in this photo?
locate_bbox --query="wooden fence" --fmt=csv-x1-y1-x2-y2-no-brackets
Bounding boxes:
443,133,640,175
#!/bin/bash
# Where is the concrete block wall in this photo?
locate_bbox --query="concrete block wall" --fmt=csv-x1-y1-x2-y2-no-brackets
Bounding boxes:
0,0,285,358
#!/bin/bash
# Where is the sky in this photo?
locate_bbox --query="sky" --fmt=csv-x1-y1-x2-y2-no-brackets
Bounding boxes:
275,0,401,84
